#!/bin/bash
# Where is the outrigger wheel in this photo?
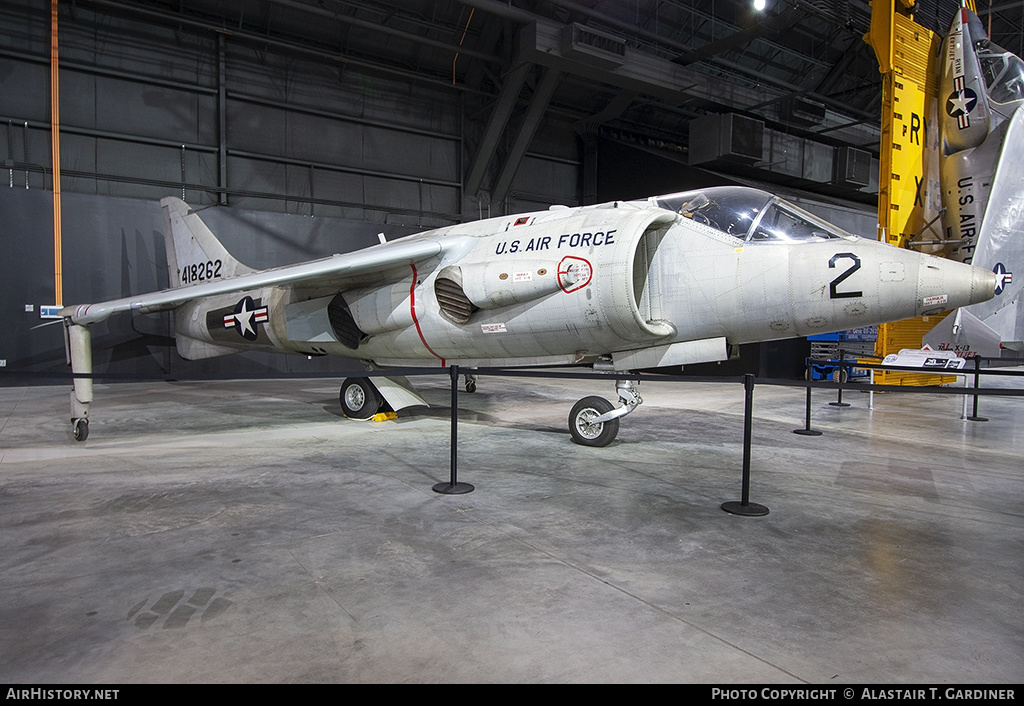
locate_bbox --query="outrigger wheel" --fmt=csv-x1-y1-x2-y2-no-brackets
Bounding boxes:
72,418,89,442
340,378,383,419
568,396,620,447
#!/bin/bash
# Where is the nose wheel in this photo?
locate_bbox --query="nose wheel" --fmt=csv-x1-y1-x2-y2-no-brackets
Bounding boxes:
567,379,641,447
569,396,619,446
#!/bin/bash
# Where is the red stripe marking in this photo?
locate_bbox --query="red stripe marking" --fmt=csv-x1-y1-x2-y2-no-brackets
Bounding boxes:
409,264,445,364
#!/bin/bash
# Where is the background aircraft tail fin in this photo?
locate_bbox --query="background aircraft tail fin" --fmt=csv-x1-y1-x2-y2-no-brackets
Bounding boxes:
160,197,255,288
961,106,1024,352
925,106,1024,357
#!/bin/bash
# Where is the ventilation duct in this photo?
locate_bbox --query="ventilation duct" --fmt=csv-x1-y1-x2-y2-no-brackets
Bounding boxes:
688,114,764,166
560,23,626,68
783,96,826,126
834,146,872,187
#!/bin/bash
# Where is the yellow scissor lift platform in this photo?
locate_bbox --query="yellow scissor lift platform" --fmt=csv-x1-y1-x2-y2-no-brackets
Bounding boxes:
865,0,964,386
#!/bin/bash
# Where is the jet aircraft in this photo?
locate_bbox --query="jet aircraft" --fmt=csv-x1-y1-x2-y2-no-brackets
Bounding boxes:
61,185,996,445
923,7,1024,356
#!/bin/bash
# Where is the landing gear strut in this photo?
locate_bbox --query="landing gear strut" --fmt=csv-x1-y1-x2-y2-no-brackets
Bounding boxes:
568,379,642,447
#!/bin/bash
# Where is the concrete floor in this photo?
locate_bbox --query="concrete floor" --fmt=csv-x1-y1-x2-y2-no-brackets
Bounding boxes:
0,372,1021,684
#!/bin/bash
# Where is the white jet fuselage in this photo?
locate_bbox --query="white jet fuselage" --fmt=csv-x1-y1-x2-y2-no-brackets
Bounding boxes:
176,188,994,370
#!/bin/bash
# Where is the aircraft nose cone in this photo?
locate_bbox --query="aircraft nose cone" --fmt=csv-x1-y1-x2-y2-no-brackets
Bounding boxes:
917,258,996,314
969,265,998,305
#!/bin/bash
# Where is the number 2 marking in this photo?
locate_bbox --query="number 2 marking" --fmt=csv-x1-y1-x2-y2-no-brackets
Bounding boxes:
828,253,862,299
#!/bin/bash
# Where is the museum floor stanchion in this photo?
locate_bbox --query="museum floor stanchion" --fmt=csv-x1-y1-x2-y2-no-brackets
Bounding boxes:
433,364,474,495
722,374,769,517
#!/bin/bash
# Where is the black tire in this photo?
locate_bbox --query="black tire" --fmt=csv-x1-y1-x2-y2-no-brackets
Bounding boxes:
340,378,382,419
832,368,849,383
465,379,477,393
568,396,619,447
72,418,89,442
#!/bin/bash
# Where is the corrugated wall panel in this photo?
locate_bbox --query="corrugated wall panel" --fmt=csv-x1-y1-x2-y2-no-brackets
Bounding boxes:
0,59,50,121
62,9,216,88
509,155,579,206
94,77,211,144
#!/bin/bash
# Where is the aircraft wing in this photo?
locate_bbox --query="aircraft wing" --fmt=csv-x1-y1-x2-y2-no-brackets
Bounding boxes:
62,236,462,326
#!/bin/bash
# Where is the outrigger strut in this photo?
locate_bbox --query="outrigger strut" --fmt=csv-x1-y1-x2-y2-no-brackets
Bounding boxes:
65,321,93,441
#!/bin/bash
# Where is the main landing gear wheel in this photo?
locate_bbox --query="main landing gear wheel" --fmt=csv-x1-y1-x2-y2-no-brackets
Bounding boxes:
340,378,382,419
569,396,620,447
72,418,89,442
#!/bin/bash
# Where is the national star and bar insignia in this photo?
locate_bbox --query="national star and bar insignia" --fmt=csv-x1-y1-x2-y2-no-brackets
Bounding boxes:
994,263,1013,296
946,76,978,129
223,296,269,340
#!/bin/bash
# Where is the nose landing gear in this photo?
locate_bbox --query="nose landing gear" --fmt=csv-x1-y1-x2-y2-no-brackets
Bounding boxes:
568,379,641,447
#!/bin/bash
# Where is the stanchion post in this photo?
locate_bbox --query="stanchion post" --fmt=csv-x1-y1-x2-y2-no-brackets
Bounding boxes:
793,382,822,436
433,364,475,495
829,348,851,407
967,356,988,422
722,374,769,516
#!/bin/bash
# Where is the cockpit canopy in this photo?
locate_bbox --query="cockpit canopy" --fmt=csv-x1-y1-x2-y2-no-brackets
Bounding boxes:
979,46,1024,106
653,186,852,243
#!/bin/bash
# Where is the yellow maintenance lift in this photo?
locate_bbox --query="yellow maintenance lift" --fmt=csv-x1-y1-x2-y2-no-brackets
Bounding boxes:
864,0,970,385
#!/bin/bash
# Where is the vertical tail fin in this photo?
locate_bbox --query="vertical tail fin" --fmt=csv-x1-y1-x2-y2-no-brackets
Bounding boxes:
924,106,1024,356
160,197,254,288
960,106,1024,352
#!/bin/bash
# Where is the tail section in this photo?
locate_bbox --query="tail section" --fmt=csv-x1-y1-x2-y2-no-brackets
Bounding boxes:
160,197,254,288
160,198,259,360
